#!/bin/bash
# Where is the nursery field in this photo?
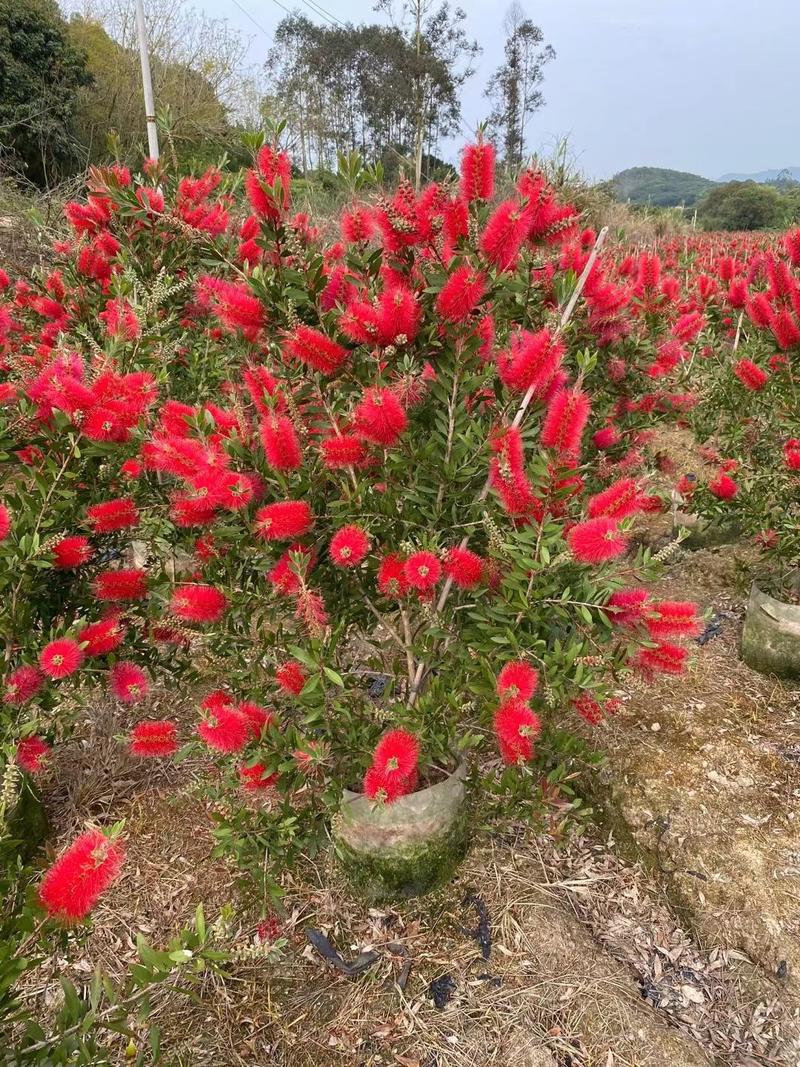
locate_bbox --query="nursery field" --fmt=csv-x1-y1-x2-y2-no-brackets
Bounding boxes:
2,145,800,1065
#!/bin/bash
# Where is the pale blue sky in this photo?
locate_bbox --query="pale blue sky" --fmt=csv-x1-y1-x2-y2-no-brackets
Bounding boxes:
207,0,799,180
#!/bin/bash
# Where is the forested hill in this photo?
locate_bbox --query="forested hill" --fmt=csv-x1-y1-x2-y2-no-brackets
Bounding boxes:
606,167,717,207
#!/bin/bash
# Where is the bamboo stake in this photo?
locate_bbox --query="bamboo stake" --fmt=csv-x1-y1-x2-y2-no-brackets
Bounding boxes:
135,0,160,161
408,225,609,704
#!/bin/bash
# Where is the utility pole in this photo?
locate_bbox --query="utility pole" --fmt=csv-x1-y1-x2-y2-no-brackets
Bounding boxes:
135,0,160,160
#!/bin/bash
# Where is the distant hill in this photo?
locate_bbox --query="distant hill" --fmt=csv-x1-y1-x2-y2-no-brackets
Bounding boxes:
717,167,800,185
605,167,717,207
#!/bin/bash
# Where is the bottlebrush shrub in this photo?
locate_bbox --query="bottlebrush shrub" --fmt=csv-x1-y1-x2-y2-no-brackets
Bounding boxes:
1,144,702,888
673,229,800,595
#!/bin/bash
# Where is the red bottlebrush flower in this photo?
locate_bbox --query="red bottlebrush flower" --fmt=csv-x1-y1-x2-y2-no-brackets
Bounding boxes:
255,500,313,540
607,588,650,627
39,638,84,680
267,542,314,596
480,199,528,271
129,720,178,757
494,698,541,764
496,661,539,702
170,584,227,624
16,736,51,773
636,642,688,678
733,358,768,391
94,568,148,602
377,553,409,598
38,828,124,922
353,387,408,447
592,425,621,450
99,297,140,340
498,329,565,396
109,661,150,704
671,311,704,343
363,765,410,803
294,587,328,635
0,503,10,542
541,387,591,459
197,698,250,754
341,204,375,243
708,473,738,500
587,479,643,521
572,693,603,726
239,762,278,791
244,144,291,221
275,660,307,695
260,415,302,471
771,308,800,350
79,615,125,657
86,497,139,534
647,600,701,640
284,325,349,376
436,265,487,322
567,518,629,564
460,142,495,201
784,439,800,470
53,535,94,569
404,551,442,592
4,665,45,705
376,283,420,345
372,728,420,782
329,524,371,567
320,434,368,469
238,700,274,737
120,459,143,479
444,546,484,589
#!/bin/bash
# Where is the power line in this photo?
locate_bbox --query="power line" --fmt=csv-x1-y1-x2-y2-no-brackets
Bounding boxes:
299,0,346,28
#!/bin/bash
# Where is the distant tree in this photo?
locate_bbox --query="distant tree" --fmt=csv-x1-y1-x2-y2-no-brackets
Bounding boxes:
484,2,554,168
265,13,475,179
67,0,247,165
697,181,785,231
0,0,91,186
374,0,480,187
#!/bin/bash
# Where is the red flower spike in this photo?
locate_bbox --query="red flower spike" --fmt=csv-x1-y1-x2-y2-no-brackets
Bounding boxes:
170,584,228,624
0,503,10,542
109,661,150,704
353,387,408,447
40,638,84,680
86,497,139,533
460,142,495,201
329,525,371,568
239,762,279,791
494,698,541,764
708,473,738,500
16,736,51,773
284,326,349,376
53,536,94,569
372,728,420,782
129,720,178,758
197,702,250,753
646,601,701,640
255,500,313,541
496,661,539,702
79,615,126,656
404,551,442,592
377,554,409,598
567,518,629,565
38,828,124,922
444,546,484,589
275,660,307,695
4,665,45,705
94,568,148,602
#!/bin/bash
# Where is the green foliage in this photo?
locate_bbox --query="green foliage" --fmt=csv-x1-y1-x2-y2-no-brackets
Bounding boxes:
605,166,717,208
0,0,92,186
696,180,787,231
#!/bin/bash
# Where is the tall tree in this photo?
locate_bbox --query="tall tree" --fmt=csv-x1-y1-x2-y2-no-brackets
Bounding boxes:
485,2,554,168
0,0,91,186
374,0,480,187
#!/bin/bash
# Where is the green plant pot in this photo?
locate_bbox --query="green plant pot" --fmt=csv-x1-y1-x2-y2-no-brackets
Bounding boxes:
332,761,470,903
674,511,741,549
741,582,800,678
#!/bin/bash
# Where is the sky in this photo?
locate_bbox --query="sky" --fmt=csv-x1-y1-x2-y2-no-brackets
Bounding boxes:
200,0,800,181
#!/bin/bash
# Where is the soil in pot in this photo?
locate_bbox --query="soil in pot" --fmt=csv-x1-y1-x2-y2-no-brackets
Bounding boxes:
332,761,470,903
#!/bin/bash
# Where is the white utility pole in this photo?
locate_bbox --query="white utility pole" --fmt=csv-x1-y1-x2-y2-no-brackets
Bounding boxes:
135,0,160,161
